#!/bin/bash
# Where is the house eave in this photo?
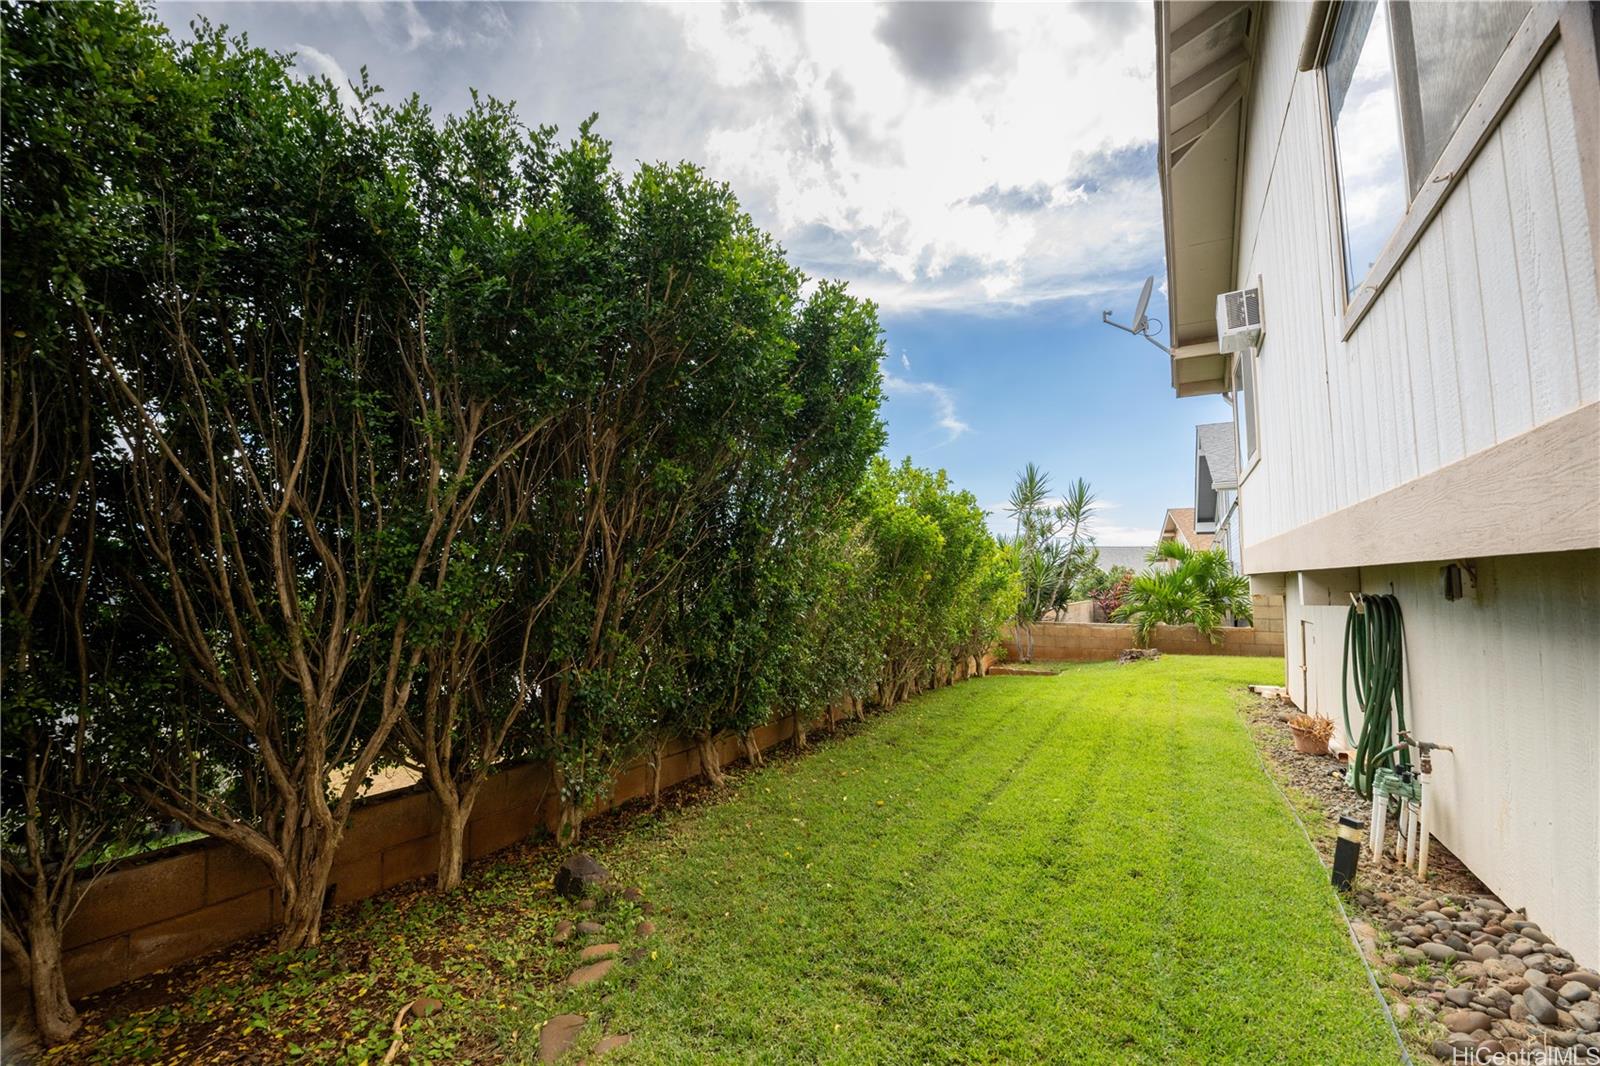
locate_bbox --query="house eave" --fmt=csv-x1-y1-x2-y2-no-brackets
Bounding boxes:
1156,0,1260,398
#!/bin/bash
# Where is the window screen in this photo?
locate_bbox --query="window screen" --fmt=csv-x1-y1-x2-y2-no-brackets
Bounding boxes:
1391,2,1531,197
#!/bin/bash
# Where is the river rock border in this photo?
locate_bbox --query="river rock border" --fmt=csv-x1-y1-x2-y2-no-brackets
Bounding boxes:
1245,695,1600,1062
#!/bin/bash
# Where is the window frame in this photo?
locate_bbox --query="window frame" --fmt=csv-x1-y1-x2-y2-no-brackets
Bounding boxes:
1232,343,1262,478
1314,1,1559,340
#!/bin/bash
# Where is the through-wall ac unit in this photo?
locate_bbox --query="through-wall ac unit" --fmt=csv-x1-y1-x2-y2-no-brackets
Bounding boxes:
1216,287,1263,354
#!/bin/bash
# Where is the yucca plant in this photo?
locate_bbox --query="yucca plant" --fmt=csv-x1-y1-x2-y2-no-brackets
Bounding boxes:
999,464,1096,661
1112,542,1251,646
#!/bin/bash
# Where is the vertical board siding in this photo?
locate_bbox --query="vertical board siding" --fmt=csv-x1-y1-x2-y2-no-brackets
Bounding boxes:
1360,554,1600,969
1469,142,1537,441
1235,39,1596,552
1539,56,1600,404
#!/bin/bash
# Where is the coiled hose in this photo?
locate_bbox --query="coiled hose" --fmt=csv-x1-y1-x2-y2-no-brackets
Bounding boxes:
1341,593,1410,799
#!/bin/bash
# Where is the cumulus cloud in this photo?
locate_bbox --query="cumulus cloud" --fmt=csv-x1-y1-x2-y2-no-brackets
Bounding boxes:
159,0,1161,316
293,43,360,113
874,2,1004,91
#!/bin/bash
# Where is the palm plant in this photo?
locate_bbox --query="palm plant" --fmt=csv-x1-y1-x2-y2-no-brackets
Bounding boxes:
1000,464,1096,661
1113,541,1251,646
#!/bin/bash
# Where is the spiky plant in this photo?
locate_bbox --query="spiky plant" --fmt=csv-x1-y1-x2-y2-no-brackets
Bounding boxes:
1113,542,1251,645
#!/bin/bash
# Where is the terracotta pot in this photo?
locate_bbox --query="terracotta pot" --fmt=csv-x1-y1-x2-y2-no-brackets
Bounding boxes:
1289,725,1329,756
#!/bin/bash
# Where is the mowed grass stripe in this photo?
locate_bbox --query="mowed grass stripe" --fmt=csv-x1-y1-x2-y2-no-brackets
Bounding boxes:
586,658,1399,1064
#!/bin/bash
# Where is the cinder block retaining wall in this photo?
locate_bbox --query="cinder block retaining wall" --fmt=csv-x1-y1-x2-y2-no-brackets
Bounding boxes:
1004,614,1284,661
3,660,995,1010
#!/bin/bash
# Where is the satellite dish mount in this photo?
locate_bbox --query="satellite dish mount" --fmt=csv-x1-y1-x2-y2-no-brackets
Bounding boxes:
1102,276,1171,354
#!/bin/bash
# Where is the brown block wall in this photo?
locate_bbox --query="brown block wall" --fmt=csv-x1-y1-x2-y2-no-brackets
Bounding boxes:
1004,620,1284,661
0,689,905,1008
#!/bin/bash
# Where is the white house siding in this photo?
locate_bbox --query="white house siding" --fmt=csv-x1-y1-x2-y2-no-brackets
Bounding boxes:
1234,10,1598,547
1285,553,1600,968
1232,7,1600,967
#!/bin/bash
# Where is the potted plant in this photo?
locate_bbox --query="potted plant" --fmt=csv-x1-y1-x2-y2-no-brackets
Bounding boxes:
1288,712,1334,756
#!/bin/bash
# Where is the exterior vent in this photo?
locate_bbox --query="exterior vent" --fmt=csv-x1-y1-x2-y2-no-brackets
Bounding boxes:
1216,287,1263,354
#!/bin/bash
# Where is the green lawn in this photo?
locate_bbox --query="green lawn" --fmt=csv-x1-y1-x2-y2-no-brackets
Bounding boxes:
66,657,1397,1065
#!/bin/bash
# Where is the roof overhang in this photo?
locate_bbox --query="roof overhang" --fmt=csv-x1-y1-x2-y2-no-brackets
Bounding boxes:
1155,1,1261,397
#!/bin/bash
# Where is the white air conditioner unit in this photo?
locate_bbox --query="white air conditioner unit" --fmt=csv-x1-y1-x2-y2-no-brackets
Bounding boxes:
1216,287,1263,355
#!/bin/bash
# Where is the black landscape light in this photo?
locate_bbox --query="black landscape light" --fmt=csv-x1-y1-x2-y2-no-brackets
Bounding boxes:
1332,815,1363,892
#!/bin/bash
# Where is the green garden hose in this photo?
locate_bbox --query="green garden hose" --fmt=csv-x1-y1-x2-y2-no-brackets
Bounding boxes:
1341,593,1411,799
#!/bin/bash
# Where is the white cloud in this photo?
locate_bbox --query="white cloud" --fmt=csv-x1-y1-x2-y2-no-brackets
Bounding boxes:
293,44,360,113
180,2,1161,317
881,370,969,442
666,2,1160,314
899,351,912,370
1090,523,1161,546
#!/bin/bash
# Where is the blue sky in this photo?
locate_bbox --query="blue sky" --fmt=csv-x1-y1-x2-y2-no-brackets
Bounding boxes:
153,0,1231,545
881,302,1228,544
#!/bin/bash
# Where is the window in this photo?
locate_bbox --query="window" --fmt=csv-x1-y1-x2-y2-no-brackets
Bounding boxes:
1235,347,1259,465
1324,1,1530,299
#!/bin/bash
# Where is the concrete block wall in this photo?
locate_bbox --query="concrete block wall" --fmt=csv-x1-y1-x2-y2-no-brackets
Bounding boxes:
1,666,997,1011
1253,592,1285,634
1004,621,1284,661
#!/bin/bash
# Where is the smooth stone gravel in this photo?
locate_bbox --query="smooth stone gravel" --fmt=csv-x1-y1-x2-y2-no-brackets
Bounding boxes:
1421,942,1458,963
1525,988,1560,1026
1443,1011,1495,1034
579,942,620,961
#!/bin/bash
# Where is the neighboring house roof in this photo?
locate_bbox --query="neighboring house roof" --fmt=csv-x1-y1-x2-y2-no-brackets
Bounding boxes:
1095,545,1155,573
1196,421,1238,490
1160,507,1215,551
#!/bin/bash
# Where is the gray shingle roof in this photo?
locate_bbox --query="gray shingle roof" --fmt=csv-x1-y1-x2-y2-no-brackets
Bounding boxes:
1196,422,1238,490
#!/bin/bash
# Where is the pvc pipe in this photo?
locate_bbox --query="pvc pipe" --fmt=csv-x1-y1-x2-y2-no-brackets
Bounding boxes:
1417,772,1431,879
1405,800,1420,869
1369,786,1388,868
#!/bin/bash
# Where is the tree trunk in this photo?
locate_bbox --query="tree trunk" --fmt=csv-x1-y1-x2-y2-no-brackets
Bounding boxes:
436,797,472,892
25,891,78,1046
697,732,725,786
276,860,331,951
793,711,808,750
741,732,763,766
648,743,665,811
556,800,584,846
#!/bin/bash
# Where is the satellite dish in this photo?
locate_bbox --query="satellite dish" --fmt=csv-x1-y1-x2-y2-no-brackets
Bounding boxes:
1131,275,1154,334
1100,275,1170,355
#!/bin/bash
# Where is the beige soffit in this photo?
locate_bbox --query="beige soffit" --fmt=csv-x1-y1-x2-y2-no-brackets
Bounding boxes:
1155,0,1261,397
